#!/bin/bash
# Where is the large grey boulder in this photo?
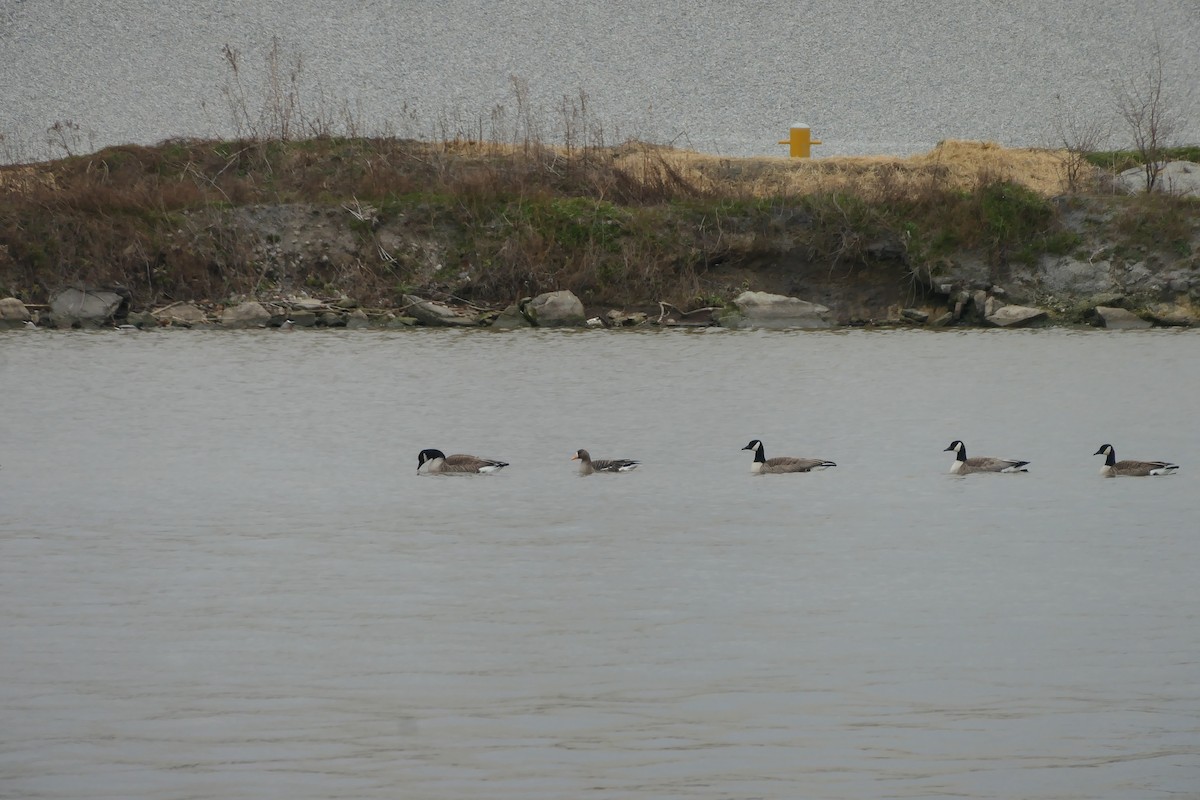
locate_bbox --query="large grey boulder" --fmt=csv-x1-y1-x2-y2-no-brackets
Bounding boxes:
344,309,371,329
50,287,128,326
1115,161,1200,197
153,302,209,327
0,297,31,328
525,290,585,326
985,304,1048,328
491,301,534,330
289,297,327,312
1144,302,1195,327
1094,306,1152,330
402,294,477,327
722,291,833,329
221,300,272,328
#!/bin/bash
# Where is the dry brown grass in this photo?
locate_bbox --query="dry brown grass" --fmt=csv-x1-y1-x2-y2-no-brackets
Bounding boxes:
0,137,1130,311
0,165,59,194
0,137,1070,210
606,140,1071,201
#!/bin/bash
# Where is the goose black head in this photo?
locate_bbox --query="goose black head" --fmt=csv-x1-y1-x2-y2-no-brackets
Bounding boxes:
1094,444,1116,465
944,440,967,460
418,448,447,469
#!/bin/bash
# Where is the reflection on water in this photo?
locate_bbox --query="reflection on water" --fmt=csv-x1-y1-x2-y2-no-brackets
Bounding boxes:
2,328,1198,799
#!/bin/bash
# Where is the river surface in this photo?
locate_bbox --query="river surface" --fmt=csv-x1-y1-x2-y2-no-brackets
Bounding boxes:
2,328,1198,799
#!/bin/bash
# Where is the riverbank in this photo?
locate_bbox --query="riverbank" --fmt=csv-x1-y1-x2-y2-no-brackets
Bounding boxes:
2,137,1198,330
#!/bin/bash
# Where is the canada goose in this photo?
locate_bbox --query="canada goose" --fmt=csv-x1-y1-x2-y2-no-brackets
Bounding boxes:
417,448,508,475
741,439,836,474
1094,444,1179,477
944,440,1029,474
572,449,639,475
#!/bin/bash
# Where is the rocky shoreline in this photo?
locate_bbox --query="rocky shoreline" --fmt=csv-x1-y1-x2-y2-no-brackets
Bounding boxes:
2,142,1198,332
0,280,1190,332
3,200,1197,332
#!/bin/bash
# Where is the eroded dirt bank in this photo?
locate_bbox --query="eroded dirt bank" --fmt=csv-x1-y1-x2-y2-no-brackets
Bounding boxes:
1,139,1197,329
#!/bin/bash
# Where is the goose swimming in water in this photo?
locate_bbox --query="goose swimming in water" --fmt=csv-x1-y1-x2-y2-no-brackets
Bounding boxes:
741,439,836,474
572,449,639,475
417,448,509,475
944,440,1029,474
1093,444,1179,477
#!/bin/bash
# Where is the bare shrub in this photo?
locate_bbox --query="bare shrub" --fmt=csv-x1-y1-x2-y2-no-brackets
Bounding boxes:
46,120,93,158
605,142,708,204
508,75,542,156
220,37,312,141
0,128,40,165
1113,32,1183,192
1050,93,1108,192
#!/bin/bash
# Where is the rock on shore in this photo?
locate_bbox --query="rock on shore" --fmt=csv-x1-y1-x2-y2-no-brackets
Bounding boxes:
0,297,32,328
525,291,586,326
720,291,834,329
48,287,129,327
221,301,272,328
1115,161,1200,197
403,294,478,327
1094,306,1152,330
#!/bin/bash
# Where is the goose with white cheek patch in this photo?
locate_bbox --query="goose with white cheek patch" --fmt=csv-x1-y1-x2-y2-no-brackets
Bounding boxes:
417,448,509,475
572,449,639,475
1094,444,1179,477
741,439,836,474
944,440,1029,474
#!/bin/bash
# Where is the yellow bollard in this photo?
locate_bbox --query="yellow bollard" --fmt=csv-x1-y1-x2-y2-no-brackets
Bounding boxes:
777,124,822,158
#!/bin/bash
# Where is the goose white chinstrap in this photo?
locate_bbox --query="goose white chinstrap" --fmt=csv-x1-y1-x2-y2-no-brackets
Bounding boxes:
944,440,1029,474
741,439,836,474
1094,444,1179,477
417,448,508,475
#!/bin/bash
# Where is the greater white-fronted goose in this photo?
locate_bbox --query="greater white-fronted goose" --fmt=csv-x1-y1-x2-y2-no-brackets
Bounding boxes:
944,440,1029,474
1094,444,1179,477
741,439,836,474
572,449,639,475
417,448,508,475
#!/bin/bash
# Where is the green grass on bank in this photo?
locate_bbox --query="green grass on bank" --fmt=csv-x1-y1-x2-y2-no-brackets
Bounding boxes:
1,137,1197,310
1085,146,1200,173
